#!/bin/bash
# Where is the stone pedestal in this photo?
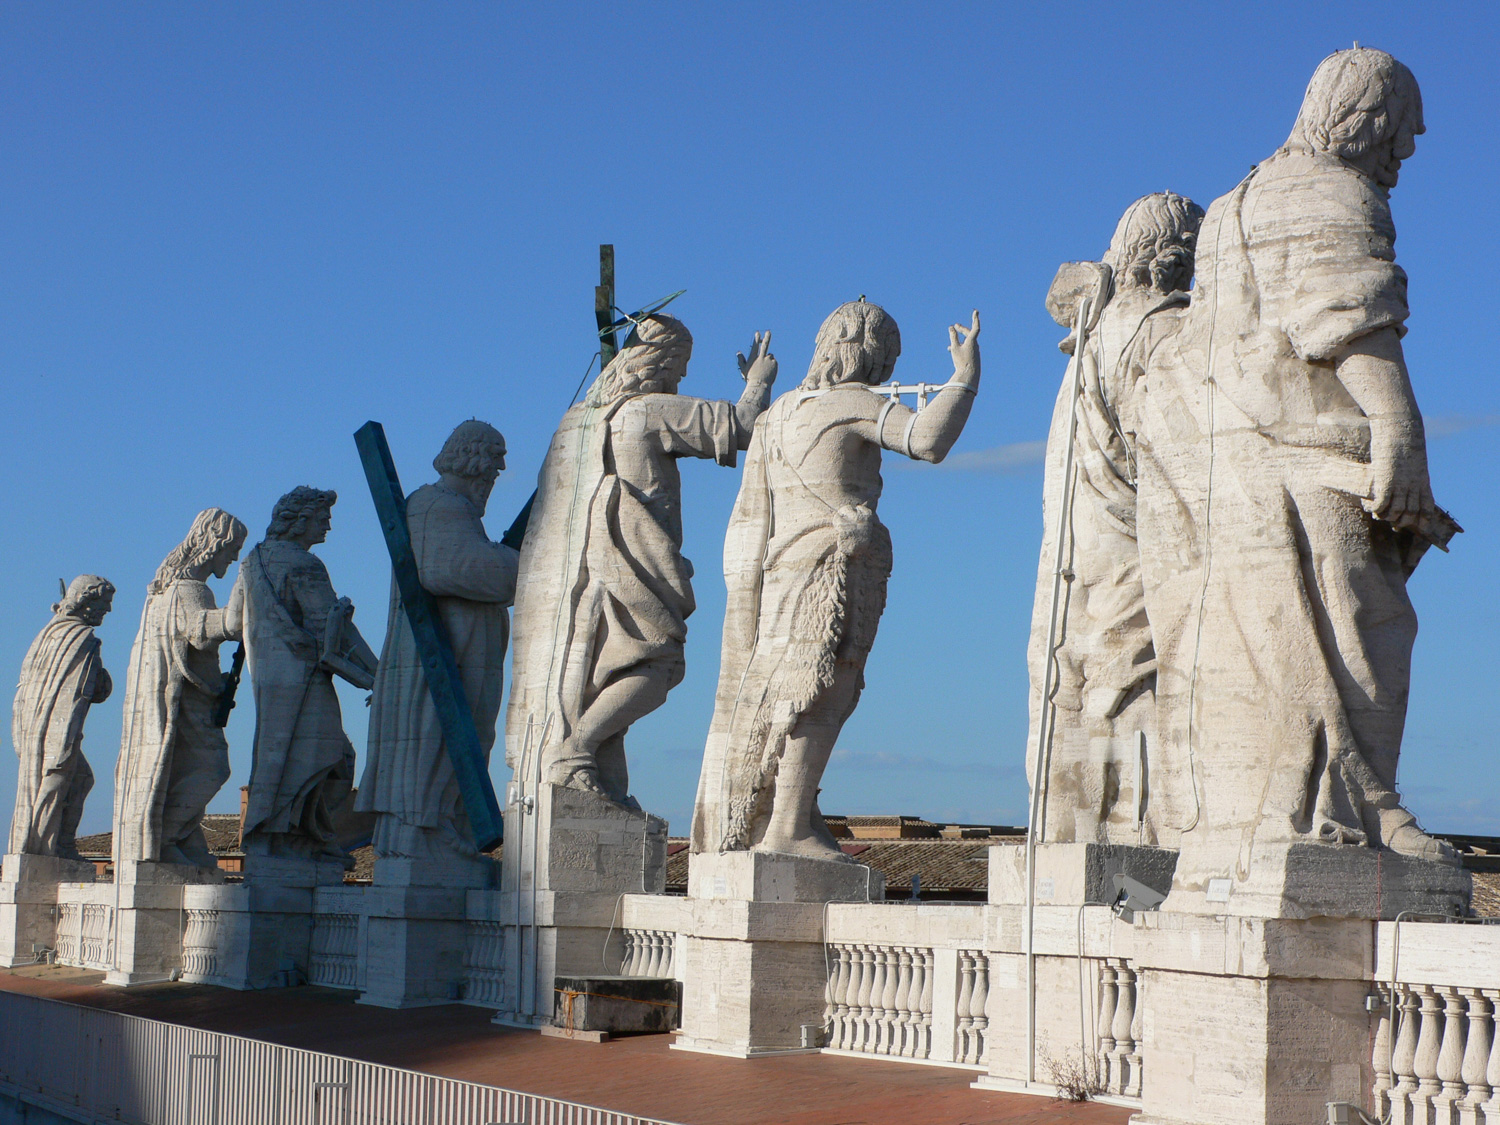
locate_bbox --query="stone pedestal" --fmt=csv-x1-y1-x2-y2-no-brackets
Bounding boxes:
1163,839,1471,919
0,854,95,968
359,851,498,1009
104,860,225,986
495,783,667,1027
673,850,883,1059
179,855,346,990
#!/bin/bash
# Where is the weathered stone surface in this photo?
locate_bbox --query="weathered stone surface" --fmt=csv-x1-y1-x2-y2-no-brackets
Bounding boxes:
0,853,96,968
237,486,376,863
1027,195,1202,849
692,301,980,859
9,577,115,860
988,842,1176,908
114,509,247,869
553,975,680,1035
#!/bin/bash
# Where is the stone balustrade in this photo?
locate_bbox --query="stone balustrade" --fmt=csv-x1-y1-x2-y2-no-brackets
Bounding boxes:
825,944,935,1059
53,896,114,971
1375,983,1500,1125
308,911,359,990
621,928,675,978
181,908,221,979
1096,957,1142,1098
463,919,505,1005
955,950,990,1065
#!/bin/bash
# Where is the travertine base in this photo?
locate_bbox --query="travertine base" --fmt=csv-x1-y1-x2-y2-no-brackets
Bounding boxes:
104,860,225,986
495,784,666,1027
674,850,883,1058
1164,839,1470,919
0,854,95,968
179,855,345,990
354,850,497,1009
988,842,1177,906
1129,911,1374,1125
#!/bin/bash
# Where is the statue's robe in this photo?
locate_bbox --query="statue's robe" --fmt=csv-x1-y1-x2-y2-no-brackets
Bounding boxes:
1135,147,1426,870
113,581,235,866
238,539,355,849
1026,288,1186,845
357,482,518,857
9,614,108,857
691,387,893,853
506,393,741,800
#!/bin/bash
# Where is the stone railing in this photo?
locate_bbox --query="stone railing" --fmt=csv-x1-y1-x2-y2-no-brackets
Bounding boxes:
825,944,935,1059
463,920,505,1005
308,912,359,990
621,929,675,978
1375,983,1500,1125
181,908,221,979
1096,957,1142,1098
53,902,81,964
54,895,114,971
955,950,990,1066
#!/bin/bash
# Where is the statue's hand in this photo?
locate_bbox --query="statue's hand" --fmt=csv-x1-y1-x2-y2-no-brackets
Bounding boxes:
1369,421,1436,535
949,310,981,383
737,331,778,388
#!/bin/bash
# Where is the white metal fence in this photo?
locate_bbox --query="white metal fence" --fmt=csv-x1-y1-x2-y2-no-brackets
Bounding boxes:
0,988,681,1125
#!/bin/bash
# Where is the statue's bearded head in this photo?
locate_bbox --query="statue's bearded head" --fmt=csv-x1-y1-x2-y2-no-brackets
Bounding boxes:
1290,47,1423,189
1103,192,1205,297
802,300,902,391
586,314,694,406
57,575,116,626
434,420,507,510
267,486,338,548
151,508,249,593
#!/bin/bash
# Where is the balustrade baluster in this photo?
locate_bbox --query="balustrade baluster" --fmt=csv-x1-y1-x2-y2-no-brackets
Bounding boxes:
1112,962,1138,1096
919,949,935,1059
1482,989,1500,1124
1373,985,1394,1118
956,952,976,1064
1415,984,1445,1123
878,949,900,1055
1391,985,1421,1125
892,949,914,1057
1439,986,1469,1115
969,954,990,1066
1459,988,1491,1125
1128,966,1144,1098
830,947,852,1050
1097,961,1119,1090
854,946,876,1053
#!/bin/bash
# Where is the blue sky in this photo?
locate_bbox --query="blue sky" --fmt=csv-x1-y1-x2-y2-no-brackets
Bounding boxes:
2,3,1496,841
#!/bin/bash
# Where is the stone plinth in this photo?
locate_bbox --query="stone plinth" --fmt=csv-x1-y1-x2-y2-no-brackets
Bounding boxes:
553,974,680,1035
674,850,883,1059
359,852,497,1009
987,842,1177,907
495,784,666,1027
1163,839,1470,919
0,854,96,968
178,855,346,990
105,859,225,986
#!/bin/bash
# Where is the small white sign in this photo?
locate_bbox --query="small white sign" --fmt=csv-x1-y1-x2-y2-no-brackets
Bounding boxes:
1206,877,1233,903
1037,877,1055,900
713,876,728,898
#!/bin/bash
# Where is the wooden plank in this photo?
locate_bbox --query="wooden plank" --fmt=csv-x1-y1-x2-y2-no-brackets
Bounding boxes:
353,420,503,851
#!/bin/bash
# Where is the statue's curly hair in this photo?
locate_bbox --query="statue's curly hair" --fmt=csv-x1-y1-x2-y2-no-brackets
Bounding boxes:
584,314,694,407
801,301,902,391
1290,47,1423,163
266,486,337,541
55,574,115,616
1103,192,1205,296
433,420,506,479
149,509,247,594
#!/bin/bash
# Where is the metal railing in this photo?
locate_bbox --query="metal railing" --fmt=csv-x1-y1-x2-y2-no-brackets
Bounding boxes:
0,988,681,1125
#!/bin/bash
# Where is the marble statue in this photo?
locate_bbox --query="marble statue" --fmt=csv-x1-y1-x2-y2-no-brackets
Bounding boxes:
114,509,247,869
237,487,376,862
691,301,980,857
506,314,776,806
1134,48,1459,873
356,421,519,866
8,576,115,859
1028,193,1203,846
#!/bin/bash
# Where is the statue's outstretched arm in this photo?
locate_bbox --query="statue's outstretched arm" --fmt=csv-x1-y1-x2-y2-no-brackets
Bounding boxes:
877,311,981,463
733,331,778,446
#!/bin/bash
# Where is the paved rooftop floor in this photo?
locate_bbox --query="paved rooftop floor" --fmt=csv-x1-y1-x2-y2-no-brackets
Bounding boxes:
1,965,1131,1125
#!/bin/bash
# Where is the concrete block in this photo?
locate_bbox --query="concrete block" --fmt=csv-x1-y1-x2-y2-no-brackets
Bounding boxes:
553,975,680,1035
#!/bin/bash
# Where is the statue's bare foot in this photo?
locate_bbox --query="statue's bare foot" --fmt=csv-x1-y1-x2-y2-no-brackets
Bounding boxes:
753,832,851,862
560,766,610,799
1386,823,1458,866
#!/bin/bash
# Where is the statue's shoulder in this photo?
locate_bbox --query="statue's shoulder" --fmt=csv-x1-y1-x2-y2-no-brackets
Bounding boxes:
1248,149,1391,229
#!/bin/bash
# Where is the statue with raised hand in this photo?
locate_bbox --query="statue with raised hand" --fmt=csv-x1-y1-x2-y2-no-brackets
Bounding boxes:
692,301,979,858
507,314,777,808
